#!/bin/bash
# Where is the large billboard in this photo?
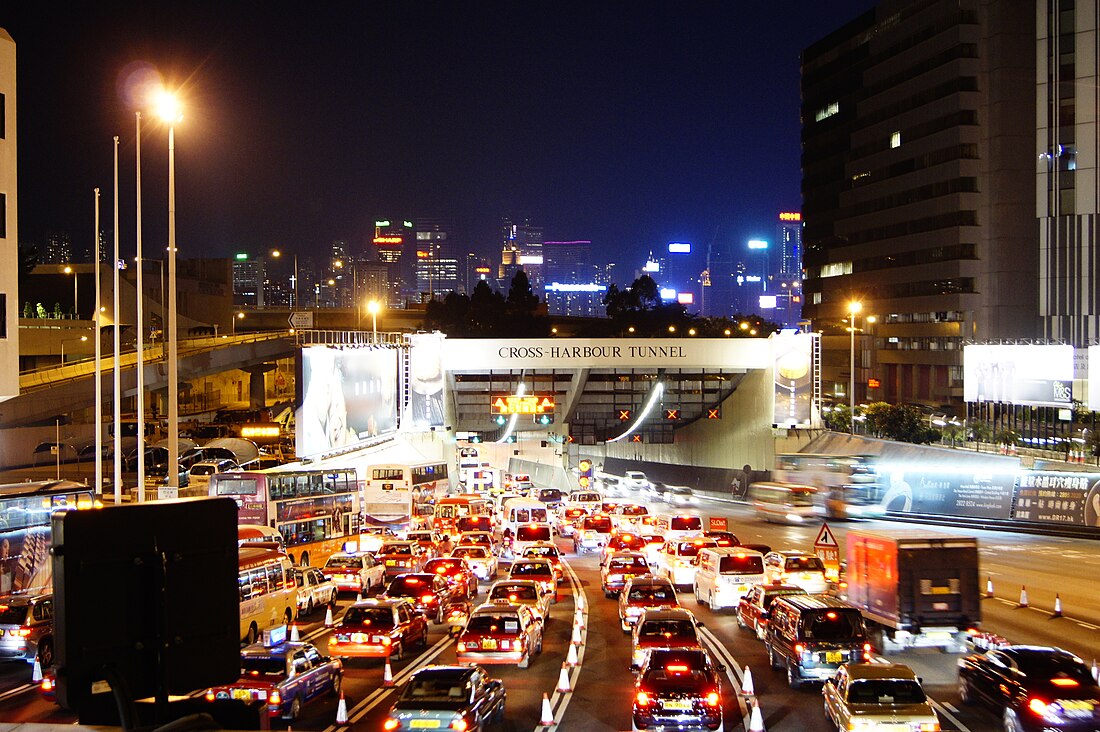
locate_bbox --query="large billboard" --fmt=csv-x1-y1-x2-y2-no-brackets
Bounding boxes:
963,344,1073,406
406,332,445,430
296,346,398,456
1012,471,1100,527
772,332,813,428
878,465,1017,520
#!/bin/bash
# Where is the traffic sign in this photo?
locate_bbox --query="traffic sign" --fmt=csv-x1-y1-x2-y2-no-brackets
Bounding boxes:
708,516,728,532
813,523,838,548
288,311,313,330
814,522,840,579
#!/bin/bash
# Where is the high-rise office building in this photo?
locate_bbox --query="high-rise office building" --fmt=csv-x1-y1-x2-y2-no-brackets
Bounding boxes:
0,29,17,401
777,212,802,278
801,0,1036,408
40,231,72,264
499,217,544,291
372,219,413,306
231,253,265,307
1038,1,1100,345
414,219,459,299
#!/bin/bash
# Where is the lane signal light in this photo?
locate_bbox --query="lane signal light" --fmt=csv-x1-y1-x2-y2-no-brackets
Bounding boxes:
631,434,642,443
617,409,632,421
706,407,721,419
665,409,680,420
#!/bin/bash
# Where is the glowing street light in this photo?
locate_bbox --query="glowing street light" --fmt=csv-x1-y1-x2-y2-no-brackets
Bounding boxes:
232,311,244,335
367,300,381,343
156,88,183,491
60,335,88,363
62,265,78,317
271,249,298,307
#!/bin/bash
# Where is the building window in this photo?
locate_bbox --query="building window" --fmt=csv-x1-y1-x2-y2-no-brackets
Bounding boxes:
820,262,853,278
890,131,901,148
815,102,839,122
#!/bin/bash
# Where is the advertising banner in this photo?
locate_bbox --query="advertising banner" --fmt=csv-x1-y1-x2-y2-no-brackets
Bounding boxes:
963,344,1073,406
296,346,397,456
407,332,445,430
772,332,813,428
1012,472,1100,527
879,467,1016,519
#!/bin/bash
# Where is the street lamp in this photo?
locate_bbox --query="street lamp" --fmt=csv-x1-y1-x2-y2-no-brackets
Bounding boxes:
848,300,862,434
233,311,244,335
271,249,298,308
367,300,380,344
156,89,183,491
63,265,77,317
60,335,88,363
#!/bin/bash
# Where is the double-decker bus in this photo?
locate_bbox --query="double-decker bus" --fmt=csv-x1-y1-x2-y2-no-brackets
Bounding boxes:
210,467,360,567
772,454,885,520
0,481,99,594
237,545,297,644
364,460,450,531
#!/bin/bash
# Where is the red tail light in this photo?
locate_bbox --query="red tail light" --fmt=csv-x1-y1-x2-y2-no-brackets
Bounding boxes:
705,691,720,706
450,719,469,731
456,642,466,652
383,719,400,731
203,689,214,702
421,594,435,603
269,690,282,705
17,627,32,638
1028,698,1048,715
636,691,651,706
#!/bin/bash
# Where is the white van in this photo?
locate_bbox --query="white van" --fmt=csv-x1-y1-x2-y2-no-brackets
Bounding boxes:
693,547,766,609
652,513,704,541
500,497,552,542
511,524,554,559
623,470,650,492
564,490,602,515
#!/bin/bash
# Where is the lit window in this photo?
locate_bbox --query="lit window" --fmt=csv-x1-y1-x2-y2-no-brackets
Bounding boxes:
815,102,839,122
820,262,853,278
812,293,822,305
890,131,901,148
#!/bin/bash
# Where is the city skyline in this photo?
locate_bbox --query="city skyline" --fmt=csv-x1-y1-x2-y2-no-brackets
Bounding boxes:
0,2,877,271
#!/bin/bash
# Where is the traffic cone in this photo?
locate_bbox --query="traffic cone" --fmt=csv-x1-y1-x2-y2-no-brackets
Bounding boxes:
325,605,335,627
566,642,579,667
574,608,585,628
571,622,583,645
1092,659,1099,683
740,665,754,696
32,657,42,683
986,575,994,598
747,698,765,731
382,657,395,688
1019,586,1029,608
356,590,364,603
576,593,585,612
290,623,300,641
556,665,572,693
1053,594,1063,617
540,692,555,726
335,691,348,725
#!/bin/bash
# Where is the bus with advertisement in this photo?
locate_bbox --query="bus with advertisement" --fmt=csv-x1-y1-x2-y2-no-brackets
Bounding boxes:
363,460,450,531
0,481,99,594
237,545,297,644
433,494,493,536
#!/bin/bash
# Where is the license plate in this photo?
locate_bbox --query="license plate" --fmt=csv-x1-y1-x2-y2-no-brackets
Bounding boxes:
1057,700,1095,717
352,633,367,643
825,651,842,663
482,638,498,650
231,689,252,701
663,700,692,710
410,721,441,729
386,560,397,566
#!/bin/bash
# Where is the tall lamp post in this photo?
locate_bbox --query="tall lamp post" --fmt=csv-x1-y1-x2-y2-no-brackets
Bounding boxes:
848,300,862,434
60,335,88,363
156,90,182,491
271,249,297,308
63,266,78,317
367,300,380,344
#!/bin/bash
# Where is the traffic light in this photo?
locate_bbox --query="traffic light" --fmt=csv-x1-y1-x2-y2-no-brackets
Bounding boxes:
469,434,483,443
533,413,554,425
494,415,507,426
617,409,632,421
577,458,594,489
665,408,680,420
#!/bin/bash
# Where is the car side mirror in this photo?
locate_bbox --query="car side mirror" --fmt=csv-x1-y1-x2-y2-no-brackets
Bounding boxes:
695,620,705,627
716,663,726,672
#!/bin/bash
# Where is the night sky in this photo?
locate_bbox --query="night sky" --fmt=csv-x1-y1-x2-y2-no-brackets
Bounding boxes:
1,2,877,275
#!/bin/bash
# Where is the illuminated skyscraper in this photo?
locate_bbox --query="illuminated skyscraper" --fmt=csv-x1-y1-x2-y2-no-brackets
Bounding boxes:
499,217,544,290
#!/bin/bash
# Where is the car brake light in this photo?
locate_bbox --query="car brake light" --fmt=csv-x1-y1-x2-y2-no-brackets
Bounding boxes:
667,664,689,673
636,691,651,706
1028,697,1048,715
450,719,469,732
203,689,214,702
456,642,466,652
17,628,32,638
382,636,392,646
269,690,281,705
705,691,720,706
917,724,940,732
421,594,435,603
383,719,400,731
1051,678,1079,687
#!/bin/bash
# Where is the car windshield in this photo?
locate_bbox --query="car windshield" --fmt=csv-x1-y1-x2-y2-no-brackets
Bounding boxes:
612,536,643,549
0,605,28,625
190,465,216,476
609,556,650,571
490,584,539,602
452,547,487,559
524,547,558,559
516,526,551,541
802,611,863,640
670,517,701,530
675,542,715,557
538,490,563,502
324,557,362,570
512,563,551,577
641,666,709,691
378,544,414,555
640,619,697,640
407,533,433,542
719,555,764,574
583,517,613,532
467,614,520,634
619,506,647,516
786,557,825,572
401,674,470,702
240,657,286,676
342,607,395,627
847,679,926,705
628,585,676,603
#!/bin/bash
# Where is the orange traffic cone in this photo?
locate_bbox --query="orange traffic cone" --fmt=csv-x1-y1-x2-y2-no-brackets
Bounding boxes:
748,697,766,731
290,623,300,641
325,605,334,627
574,608,585,628
335,691,348,725
1053,594,1063,617
1019,586,1029,608
565,642,579,667
540,692,555,726
740,664,754,696
382,657,395,688
556,665,572,693
986,575,994,598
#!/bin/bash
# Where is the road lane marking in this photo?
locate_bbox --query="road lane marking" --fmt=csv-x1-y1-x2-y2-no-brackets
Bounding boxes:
0,682,36,702
535,554,589,732
930,699,972,731
696,625,751,726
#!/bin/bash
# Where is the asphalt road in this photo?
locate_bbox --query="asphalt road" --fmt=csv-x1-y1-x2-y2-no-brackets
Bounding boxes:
1,491,1098,731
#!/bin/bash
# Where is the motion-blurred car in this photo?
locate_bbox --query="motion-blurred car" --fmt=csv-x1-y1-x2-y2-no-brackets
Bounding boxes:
384,573,462,624
0,593,54,666
487,580,552,622
666,485,697,506
630,607,704,670
204,632,343,722
622,470,651,492
601,551,652,598
736,584,807,640
618,576,679,632
958,645,1100,731
328,598,429,660
450,545,498,581
292,566,338,619
823,662,939,732
382,664,506,732
631,648,723,732
456,602,544,669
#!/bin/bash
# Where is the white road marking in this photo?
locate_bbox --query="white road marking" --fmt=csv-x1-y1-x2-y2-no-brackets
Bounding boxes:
536,555,590,731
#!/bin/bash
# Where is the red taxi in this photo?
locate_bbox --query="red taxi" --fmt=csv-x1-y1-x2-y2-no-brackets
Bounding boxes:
423,556,479,598
602,551,652,597
600,531,647,566
377,541,428,581
328,598,429,660
456,601,544,669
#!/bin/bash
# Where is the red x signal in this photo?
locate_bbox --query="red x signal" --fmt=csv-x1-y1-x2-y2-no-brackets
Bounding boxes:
706,408,721,419
617,409,632,421
631,434,642,443
665,409,680,420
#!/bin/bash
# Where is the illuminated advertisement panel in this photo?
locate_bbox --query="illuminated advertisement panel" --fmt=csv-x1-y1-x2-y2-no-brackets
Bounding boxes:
772,332,813,427
668,242,691,253
1012,471,1100,526
296,346,397,456
407,332,445,430
1088,346,1100,411
676,292,693,305
877,466,1016,519
963,344,1073,406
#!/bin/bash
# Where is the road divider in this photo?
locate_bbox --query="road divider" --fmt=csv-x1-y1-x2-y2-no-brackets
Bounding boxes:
532,554,588,731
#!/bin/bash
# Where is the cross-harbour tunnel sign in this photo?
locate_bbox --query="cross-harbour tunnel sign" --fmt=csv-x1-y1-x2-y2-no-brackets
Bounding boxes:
439,338,773,370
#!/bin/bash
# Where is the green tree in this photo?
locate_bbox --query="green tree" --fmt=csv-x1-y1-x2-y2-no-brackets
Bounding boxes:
823,404,852,433
506,270,539,315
